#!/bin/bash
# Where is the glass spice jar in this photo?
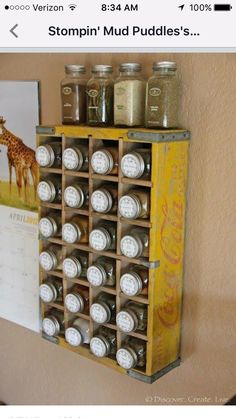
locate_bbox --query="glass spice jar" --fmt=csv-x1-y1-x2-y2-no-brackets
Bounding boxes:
90,293,116,324
116,337,146,370
114,63,146,127
90,327,116,358
120,265,148,297
65,284,89,314
39,278,63,304
118,188,150,219
39,245,63,272
61,65,87,125
39,213,62,239
37,177,62,203
65,318,90,347
62,144,89,172
87,256,116,287
36,142,62,168
89,222,116,252
63,250,88,279
145,61,179,129
91,147,118,175
62,216,89,244
42,309,65,337
116,301,147,333
86,65,114,126
91,184,118,214
64,183,89,209
120,227,149,259
121,148,151,179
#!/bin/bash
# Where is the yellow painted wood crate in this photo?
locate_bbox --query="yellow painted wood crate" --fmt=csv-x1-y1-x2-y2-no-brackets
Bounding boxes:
37,125,190,383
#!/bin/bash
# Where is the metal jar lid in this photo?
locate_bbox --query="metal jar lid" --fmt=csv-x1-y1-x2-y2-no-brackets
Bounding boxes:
118,194,141,219
89,227,111,251
63,256,82,279
120,272,143,296
121,152,145,179
39,283,58,303
39,250,58,271
37,180,56,203
119,63,142,72
36,145,55,168
42,315,61,337
39,216,58,239
120,234,143,259
116,309,139,333
90,335,111,358
91,150,114,175
65,326,83,347
92,65,113,73
65,292,85,313
153,61,177,71
62,222,81,244
65,64,86,74
91,189,113,213
64,185,85,208
62,147,84,171
116,347,138,370
87,264,107,287
90,302,111,324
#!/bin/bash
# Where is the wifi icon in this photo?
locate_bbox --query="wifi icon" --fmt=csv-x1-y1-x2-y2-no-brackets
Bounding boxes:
69,4,77,11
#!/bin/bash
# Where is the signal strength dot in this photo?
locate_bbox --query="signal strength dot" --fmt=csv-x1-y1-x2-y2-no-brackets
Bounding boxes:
69,4,77,11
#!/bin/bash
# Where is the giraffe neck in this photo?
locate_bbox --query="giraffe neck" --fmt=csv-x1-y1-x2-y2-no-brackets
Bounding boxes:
0,127,22,148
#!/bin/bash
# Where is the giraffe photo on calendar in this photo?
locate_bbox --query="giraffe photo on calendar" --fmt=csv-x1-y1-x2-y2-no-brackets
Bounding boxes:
0,81,40,212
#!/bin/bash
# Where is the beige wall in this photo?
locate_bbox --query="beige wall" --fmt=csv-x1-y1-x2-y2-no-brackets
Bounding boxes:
0,53,235,405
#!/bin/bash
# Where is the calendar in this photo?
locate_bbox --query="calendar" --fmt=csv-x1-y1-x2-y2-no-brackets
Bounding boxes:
0,205,40,332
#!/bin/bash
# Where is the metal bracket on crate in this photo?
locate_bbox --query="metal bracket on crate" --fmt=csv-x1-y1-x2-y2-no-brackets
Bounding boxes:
127,130,191,143
36,126,56,135
142,260,160,269
42,333,59,345
127,358,181,384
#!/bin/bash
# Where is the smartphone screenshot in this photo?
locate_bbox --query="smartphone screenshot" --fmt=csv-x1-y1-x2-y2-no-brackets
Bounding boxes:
0,1,235,417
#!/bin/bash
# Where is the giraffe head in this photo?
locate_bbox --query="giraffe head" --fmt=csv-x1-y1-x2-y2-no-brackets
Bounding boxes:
0,117,6,135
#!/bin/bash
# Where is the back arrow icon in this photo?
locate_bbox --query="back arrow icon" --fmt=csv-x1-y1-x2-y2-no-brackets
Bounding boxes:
179,4,185,10
10,24,19,38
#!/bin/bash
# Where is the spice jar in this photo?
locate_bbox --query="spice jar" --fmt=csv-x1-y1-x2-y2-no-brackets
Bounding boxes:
65,318,90,347
39,245,63,272
91,184,118,214
90,327,116,358
39,214,61,239
63,250,88,279
65,284,89,314
90,293,116,324
120,227,149,258
116,337,146,370
86,65,114,126
91,147,118,175
39,278,63,304
62,216,89,244
42,309,65,337
119,189,150,219
62,144,89,172
61,65,87,125
114,63,146,127
89,222,116,252
87,256,116,287
37,177,62,203
120,266,148,297
121,149,151,179
145,61,179,128
36,142,62,168
116,301,147,333
64,183,89,208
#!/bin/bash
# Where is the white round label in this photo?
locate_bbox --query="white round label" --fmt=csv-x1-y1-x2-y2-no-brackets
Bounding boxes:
119,196,139,219
91,190,109,213
116,348,135,370
121,154,142,178
90,337,107,358
64,186,81,208
91,151,111,174
42,318,56,337
39,284,54,303
37,181,52,202
39,251,54,271
120,236,140,258
90,303,109,324
87,266,104,287
65,327,82,347
63,148,79,170
89,229,107,251
65,293,83,313
116,311,136,333
39,218,54,238
62,224,78,244
63,258,80,279
36,146,51,167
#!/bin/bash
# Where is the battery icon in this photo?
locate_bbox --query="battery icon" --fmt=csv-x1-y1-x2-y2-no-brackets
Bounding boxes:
214,4,232,11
